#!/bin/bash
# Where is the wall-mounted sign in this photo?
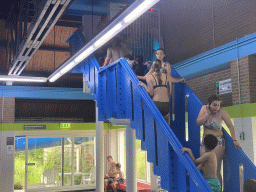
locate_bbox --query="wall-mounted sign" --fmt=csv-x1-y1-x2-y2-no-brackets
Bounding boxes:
6,137,14,145
6,137,14,154
24,125,46,130
217,79,232,95
60,123,71,129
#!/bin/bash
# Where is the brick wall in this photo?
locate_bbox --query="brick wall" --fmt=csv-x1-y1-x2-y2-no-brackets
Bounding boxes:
186,55,256,107
230,56,250,105
186,68,232,107
0,97,15,123
249,56,256,103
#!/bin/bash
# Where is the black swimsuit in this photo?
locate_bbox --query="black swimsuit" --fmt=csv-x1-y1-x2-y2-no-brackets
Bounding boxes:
151,74,171,117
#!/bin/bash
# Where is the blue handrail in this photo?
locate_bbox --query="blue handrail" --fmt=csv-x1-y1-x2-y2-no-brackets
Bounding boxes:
73,55,256,191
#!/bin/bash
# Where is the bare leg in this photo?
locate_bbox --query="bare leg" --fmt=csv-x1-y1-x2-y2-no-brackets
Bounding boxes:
200,144,225,192
104,179,108,191
213,145,225,192
164,113,170,125
112,182,117,192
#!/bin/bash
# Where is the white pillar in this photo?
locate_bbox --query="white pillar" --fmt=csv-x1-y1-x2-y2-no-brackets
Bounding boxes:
119,130,125,175
150,163,159,192
126,125,137,192
0,131,15,192
96,102,104,192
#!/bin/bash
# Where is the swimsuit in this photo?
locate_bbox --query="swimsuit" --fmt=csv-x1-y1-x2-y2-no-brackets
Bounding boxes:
204,118,222,130
200,118,225,149
151,73,168,89
151,74,170,117
206,178,221,192
154,101,171,117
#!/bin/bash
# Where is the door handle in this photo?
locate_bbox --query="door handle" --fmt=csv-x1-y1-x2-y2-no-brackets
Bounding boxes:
26,163,35,166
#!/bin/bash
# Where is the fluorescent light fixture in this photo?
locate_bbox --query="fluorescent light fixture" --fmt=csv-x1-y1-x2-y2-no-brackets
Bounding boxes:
0,75,47,82
74,46,95,64
94,23,123,47
124,0,157,24
49,73,61,82
60,61,77,74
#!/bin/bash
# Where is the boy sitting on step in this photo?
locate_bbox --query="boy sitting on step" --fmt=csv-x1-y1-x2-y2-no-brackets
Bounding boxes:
182,134,220,192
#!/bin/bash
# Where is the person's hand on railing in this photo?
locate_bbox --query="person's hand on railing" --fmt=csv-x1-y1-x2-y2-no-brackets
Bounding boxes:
233,140,242,149
180,78,186,83
138,81,146,88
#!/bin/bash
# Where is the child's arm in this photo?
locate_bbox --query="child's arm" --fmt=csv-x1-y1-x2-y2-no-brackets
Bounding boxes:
102,48,112,67
182,147,209,165
119,171,123,178
197,164,203,171
137,75,146,80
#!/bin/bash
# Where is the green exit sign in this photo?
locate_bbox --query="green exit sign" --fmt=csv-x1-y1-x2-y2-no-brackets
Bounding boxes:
60,123,71,129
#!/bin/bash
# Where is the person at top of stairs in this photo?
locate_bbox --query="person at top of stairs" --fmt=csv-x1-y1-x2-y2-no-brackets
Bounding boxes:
182,134,221,192
138,59,185,124
138,48,174,81
196,94,242,191
101,33,132,69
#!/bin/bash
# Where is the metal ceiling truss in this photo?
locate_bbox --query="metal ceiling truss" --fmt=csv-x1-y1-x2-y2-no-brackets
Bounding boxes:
8,0,74,76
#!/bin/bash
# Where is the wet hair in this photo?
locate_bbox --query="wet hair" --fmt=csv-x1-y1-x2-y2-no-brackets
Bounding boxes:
107,156,113,160
135,55,143,65
152,59,162,85
124,54,133,60
203,134,218,151
208,95,221,105
116,163,121,169
244,179,256,192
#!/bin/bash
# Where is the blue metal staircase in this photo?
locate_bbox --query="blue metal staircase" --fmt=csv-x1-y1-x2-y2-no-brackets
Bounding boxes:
71,55,256,191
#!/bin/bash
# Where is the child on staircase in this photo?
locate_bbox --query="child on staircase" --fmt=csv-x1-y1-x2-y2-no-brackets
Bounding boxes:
182,134,220,192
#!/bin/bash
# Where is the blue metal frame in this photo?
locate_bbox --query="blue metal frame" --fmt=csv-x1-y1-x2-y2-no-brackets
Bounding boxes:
0,86,93,100
173,32,256,79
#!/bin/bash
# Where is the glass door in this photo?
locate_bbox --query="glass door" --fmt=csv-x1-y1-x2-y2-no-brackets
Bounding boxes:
20,135,96,191
25,137,62,190
74,137,95,186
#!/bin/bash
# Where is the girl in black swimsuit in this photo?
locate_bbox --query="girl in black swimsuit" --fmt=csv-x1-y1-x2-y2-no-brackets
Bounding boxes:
139,59,171,123
150,67,171,117
139,59,185,124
